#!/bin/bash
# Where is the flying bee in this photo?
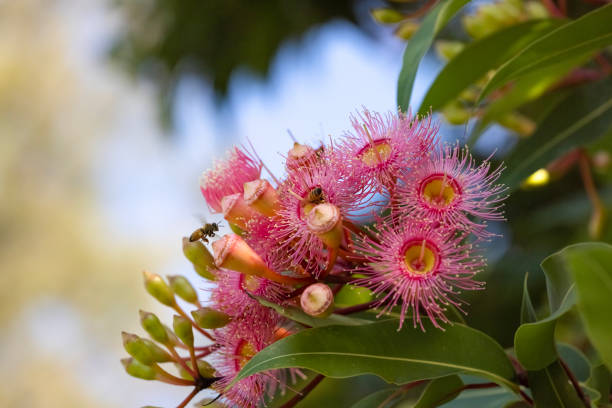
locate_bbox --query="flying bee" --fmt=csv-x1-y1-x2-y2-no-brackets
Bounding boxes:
305,187,325,205
189,217,221,244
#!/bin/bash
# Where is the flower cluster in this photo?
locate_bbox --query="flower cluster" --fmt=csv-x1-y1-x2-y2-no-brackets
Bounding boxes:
121,108,507,408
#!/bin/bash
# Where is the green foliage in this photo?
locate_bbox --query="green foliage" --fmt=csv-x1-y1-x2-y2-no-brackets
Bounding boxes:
397,0,471,112
233,319,516,389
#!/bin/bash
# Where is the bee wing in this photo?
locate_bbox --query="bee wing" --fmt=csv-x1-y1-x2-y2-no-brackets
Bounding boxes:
193,213,209,226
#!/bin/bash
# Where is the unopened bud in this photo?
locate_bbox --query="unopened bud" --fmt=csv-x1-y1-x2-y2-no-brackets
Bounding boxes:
197,360,216,378
221,193,259,230
139,310,168,344
442,101,470,125
306,203,343,248
300,283,334,318
212,234,304,285
191,307,231,329
243,179,279,217
395,21,420,40
168,275,198,304
182,238,217,280
121,358,157,380
371,8,404,24
173,315,194,348
123,333,171,364
287,142,317,170
498,112,535,137
435,40,465,62
143,271,175,307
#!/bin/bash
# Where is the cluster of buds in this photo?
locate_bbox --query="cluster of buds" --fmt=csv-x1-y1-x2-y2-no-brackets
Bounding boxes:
121,108,507,407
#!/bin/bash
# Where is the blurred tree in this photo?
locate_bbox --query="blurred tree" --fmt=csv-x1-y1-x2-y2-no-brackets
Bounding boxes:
110,0,365,125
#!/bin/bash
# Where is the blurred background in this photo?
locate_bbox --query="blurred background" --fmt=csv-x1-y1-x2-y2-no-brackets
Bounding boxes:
1,0,609,407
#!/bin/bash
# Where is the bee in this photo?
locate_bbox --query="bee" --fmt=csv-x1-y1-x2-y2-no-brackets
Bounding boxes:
189,218,221,244
305,187,325,205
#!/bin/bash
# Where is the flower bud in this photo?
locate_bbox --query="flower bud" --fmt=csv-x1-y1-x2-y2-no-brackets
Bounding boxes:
435,40,465,62
139,310,168,344
305,203,343,249
243,179,279,217
221,193,259,230
182,238,217,280
287,142,318,170
173,315,194,348
121,358,157,380
212,234,304,285
394,21,419,40
122,332,172,365
196,360,217,378
168,275,198,304
300,283,334,318
143,271,175,307
191,307,231,329
371,8,404,24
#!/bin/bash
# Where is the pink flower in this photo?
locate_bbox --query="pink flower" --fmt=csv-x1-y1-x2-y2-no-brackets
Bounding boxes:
212,317,282,408
272,152,366,276
355,218,484,330
395,144,507,237
335,109,437,192
200,146,262,213
210,269,287,322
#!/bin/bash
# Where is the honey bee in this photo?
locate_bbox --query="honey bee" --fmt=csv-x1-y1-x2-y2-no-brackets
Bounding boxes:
305,187,325,205
189,219,221,244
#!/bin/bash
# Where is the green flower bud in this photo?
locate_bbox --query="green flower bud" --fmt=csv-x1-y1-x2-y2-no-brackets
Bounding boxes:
197,360,217,378
435,40,465,62
139,310,168,344
168,275,198,304
173,315,194,348
182,238,217,280
394,21,419,40
191,307,231,329
164,324,181,346
441,101,471,125
175,362,194,380
143,271,175,307
229,223,244,235
142,339,173,363
122,332,155,365
121,358,157,380
371,8,404,24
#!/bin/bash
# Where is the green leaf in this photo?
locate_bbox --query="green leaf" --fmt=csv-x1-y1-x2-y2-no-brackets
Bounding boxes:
418,19,562,115
514,256,577,370
470,54,590,143
397,0,471,112
500,77,612,189
557,343,590,383
562,243,612,370
480,3,612,100
413,375,464,408
587,363,611,405
438,387,517,408
351,388,400,408
233,319,516,390
255,296,370,327
527,361,584,408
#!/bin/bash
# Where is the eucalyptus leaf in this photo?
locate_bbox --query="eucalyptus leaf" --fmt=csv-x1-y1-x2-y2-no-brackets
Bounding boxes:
438,387,517,408
412,375,464,408
557,343,590,383
232,319,516,390
563,243,612,370
480,3,612,100
351,388,401,408
587,363,611,405
397,0,471,112
418,19,562,115
500,77,612,189
527,361,583,408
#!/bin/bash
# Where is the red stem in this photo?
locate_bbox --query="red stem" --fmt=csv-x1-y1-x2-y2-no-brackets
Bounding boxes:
176,387,202,408
279,374,325,408
560,358,590,407
541,0,564,17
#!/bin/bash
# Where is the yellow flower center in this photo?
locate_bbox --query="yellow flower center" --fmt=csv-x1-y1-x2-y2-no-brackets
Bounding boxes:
235,340,257,371
359,139,392,167
403,240,438,275
240,275,261,292
420,174,460,208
